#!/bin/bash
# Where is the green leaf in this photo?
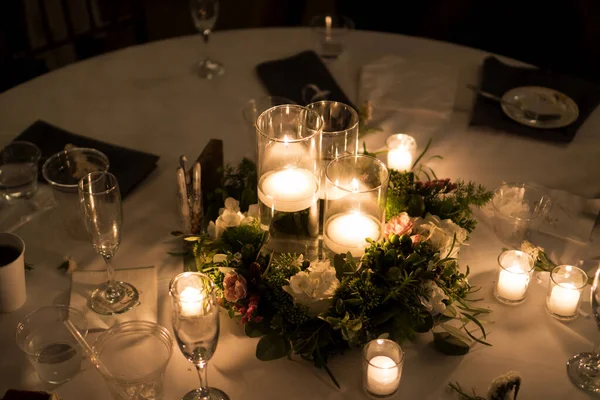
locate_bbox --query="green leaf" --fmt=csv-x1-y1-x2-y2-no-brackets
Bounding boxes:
256,333,291,361
335,298,345,314
414,313,434,333
412,138,432,169
461,313,488,339
463,326,492,347
171,231,184,236
433,332,470,356
344,298,364,307
183,253,197,272
245,320,271,338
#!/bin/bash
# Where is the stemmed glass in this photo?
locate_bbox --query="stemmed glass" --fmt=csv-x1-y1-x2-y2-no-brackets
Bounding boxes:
189,0,224,79
567,265,600,393
169,272,229,400
78,171,139,315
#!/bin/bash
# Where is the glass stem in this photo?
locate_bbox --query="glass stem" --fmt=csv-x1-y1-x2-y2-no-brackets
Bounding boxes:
103,255,122,302
195,361,210,399
202,31,210,44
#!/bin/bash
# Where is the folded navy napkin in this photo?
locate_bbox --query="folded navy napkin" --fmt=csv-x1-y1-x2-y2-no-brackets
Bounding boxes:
256,50,355,108
469,56,600,143
14,120,159,199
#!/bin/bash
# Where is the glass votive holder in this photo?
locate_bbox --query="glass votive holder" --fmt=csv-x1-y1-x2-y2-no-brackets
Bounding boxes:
322,154,389,260
309,14,355,60
256,105,323,259
0,141,42,201
546,265,587,321
363,339,403,398
385,134,416,172
494,250,535,304
491,182,552,248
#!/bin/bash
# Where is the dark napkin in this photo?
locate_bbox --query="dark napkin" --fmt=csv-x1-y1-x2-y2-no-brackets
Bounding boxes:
469,56,600,143
14,120,159,199
256,50,355,108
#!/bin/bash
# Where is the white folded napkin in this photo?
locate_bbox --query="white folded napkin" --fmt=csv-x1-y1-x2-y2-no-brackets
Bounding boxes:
359,55,460,134
69,266,157,331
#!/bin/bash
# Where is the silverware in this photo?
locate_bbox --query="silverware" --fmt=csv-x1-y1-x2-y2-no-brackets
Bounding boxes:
466,84,562,122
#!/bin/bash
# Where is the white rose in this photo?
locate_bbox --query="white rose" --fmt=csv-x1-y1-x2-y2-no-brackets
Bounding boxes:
210,198,246,238
520,240,541,261
283,260,340,316
224,197,240,213
213,254,228,264
421,281,448,315
414,213,468,258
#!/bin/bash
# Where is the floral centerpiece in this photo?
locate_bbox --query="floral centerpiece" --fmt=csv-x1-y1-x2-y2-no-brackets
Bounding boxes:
171,155,494,386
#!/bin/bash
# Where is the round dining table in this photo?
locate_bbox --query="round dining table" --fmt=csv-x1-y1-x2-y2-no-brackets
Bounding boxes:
0,27,599,400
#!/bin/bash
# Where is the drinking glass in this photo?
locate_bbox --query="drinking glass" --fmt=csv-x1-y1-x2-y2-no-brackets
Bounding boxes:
78,171,139,315
170,272,229,400
15,305,88,384
308,14,355,60
0,141,41,200
567,266,600,393
190,0,224,79
93,321,174,400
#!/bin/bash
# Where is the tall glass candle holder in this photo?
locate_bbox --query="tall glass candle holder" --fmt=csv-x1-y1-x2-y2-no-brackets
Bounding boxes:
386,134,416,172
322,154,389,260
546,265,587,321
362,339,403,398
306,100,359,237
256,105,323,259
494,250,534,304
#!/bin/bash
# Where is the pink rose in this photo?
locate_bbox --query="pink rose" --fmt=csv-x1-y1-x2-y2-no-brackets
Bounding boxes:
383,212,414,237
223,271,247,303
410,234,422,244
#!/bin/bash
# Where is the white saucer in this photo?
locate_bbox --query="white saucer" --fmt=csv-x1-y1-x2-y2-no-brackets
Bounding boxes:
501,86,579,129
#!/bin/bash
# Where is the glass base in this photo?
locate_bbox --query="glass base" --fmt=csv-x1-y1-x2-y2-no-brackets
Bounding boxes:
194,59,225,80
90,281,139,315
567,352,600,393
182,387,230,400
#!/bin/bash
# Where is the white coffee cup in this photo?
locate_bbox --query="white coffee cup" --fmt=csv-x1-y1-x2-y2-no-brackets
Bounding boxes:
0,232,26,312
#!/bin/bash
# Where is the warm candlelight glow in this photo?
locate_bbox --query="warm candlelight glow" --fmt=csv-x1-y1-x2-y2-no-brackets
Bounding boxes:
324,211,381,258
180,286,204,317
366,355,400,396
386,134,416,172
547,283,580,317
496,264,529,301
258,167,318,212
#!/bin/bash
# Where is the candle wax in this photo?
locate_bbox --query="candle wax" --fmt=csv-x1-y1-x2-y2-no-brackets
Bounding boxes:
366,355,400,396
180,287,204,317
324,211,381,258
496,265,529,301
387,148,413,171
258,167,318,212
547,283,580,317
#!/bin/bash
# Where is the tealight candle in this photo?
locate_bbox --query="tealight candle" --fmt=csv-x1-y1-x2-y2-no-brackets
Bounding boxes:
323,211,382,258
546,265,587,320
179,286,204,317
258,167,318,212
386,134,416,172
363,339,403,398
494,250,534,304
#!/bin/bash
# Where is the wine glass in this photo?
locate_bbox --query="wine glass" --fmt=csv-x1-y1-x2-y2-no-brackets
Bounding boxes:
78,172,139,315
169,272,230,400
189,0,224,79
567,265,600,393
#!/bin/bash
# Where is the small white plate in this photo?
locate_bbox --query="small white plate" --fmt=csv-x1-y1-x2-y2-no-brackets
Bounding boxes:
501,86,579,129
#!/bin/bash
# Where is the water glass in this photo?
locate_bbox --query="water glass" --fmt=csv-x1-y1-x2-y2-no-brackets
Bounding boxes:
93,321,173,400
309,14,355,59
42,147,109,239
15,305,88,384
0,141,41,200
491,182,552,247
363,339,403,398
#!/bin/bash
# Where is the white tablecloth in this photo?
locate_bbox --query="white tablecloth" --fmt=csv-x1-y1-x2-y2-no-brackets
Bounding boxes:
0,27,599,399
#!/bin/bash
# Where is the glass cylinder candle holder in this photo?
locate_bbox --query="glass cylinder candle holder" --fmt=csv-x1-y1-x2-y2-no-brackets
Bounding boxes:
256,105,323,259
494,250,535,304
546,265,587,321
322,154,389,260
306,100,359,235
363,339,403,398
386,134,416,172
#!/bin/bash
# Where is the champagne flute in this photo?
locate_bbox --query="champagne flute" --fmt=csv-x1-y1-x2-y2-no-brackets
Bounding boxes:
189,0,224,79
169,272,230,400
567,265,600,393
78,172,139,315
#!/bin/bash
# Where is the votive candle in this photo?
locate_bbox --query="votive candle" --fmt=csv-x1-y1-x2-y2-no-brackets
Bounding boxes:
363,339,403,398
494,250,534,304
546,265,587,320
386,134,417,172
